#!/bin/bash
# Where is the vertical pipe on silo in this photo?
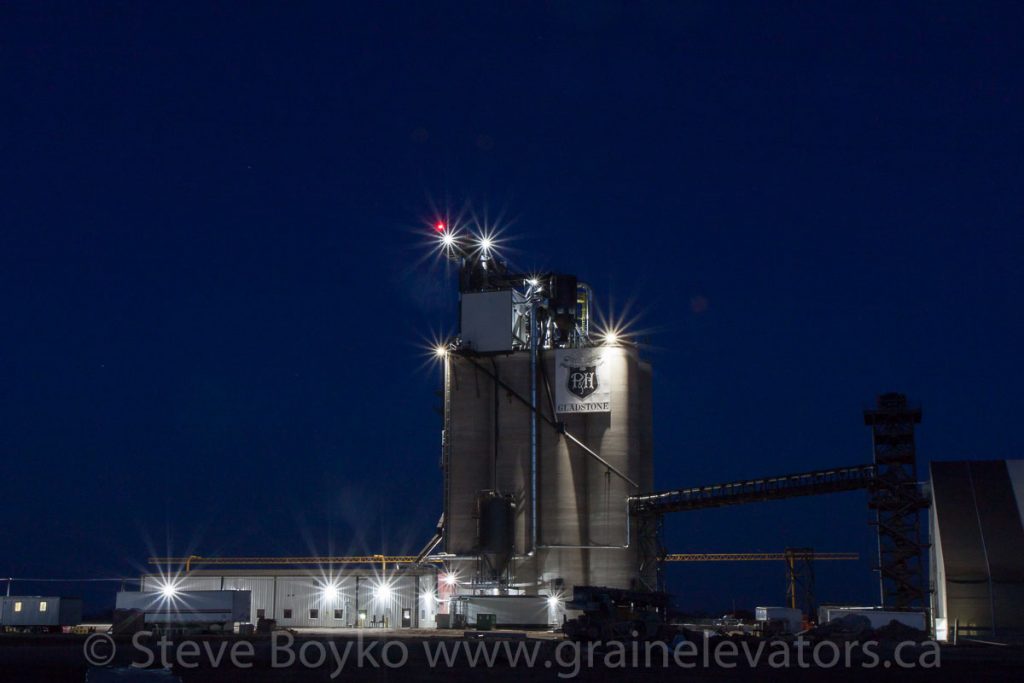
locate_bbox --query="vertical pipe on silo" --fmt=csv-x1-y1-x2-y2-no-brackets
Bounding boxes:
529,300,538,554
442,350,451,551
492,359,499,490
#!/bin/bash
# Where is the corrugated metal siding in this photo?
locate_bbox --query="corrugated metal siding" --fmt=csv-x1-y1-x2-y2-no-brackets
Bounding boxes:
138,571,435,629
270,574,424,628
221,577,275,622
353,575,419,628
277,576,335,627
174,577,223,591
142,576,223,592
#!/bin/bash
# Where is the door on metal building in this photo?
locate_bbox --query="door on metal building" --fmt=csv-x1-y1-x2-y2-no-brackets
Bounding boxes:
401,608,412,628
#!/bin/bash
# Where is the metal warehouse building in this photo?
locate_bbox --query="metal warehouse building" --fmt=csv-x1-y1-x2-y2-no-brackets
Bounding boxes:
930,460,1024,639
141,569,439,629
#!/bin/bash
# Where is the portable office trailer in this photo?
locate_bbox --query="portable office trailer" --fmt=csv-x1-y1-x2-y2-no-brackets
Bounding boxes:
755,606,803,634
0,596,82,629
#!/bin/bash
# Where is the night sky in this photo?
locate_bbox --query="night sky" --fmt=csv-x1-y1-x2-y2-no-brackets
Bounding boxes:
2,2,1023,615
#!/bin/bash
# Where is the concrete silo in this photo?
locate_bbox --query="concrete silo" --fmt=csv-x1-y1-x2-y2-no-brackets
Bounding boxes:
434,232,653,598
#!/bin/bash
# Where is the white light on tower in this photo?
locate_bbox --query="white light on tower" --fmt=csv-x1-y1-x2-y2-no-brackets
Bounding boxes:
434,345,448,359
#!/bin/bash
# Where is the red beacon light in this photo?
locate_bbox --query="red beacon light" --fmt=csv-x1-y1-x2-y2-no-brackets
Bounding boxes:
435,222,446,233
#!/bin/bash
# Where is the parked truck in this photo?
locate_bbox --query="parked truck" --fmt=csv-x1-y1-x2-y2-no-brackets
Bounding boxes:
115,590,251,632
562,586,673,642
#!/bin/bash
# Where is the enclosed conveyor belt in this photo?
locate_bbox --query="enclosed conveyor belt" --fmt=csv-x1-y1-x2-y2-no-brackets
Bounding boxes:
630,464,877,516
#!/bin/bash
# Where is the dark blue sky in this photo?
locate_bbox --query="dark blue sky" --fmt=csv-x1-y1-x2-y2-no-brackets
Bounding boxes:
2,2,1022,613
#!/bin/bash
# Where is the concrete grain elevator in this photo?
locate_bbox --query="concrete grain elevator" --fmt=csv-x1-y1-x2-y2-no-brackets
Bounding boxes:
431,225,654,600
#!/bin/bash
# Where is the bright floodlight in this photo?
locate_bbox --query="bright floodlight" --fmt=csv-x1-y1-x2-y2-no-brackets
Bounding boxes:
547,595,561,609
323,584,339,601
159,583,178,599
602,330,620,345
441,573,458,587
440,231,456,248
479,235,493,253
434,345,448,359
375,583,393,603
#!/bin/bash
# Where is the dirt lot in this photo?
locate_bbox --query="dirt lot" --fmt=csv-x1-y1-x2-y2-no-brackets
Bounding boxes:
1,631,1023,682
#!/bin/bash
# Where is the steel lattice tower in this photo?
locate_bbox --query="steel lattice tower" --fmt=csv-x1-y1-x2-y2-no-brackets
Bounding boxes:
784,548,817,619
864,393,929,610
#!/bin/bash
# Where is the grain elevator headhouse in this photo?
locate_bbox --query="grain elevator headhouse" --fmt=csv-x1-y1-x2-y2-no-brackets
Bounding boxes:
431,224,654,599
